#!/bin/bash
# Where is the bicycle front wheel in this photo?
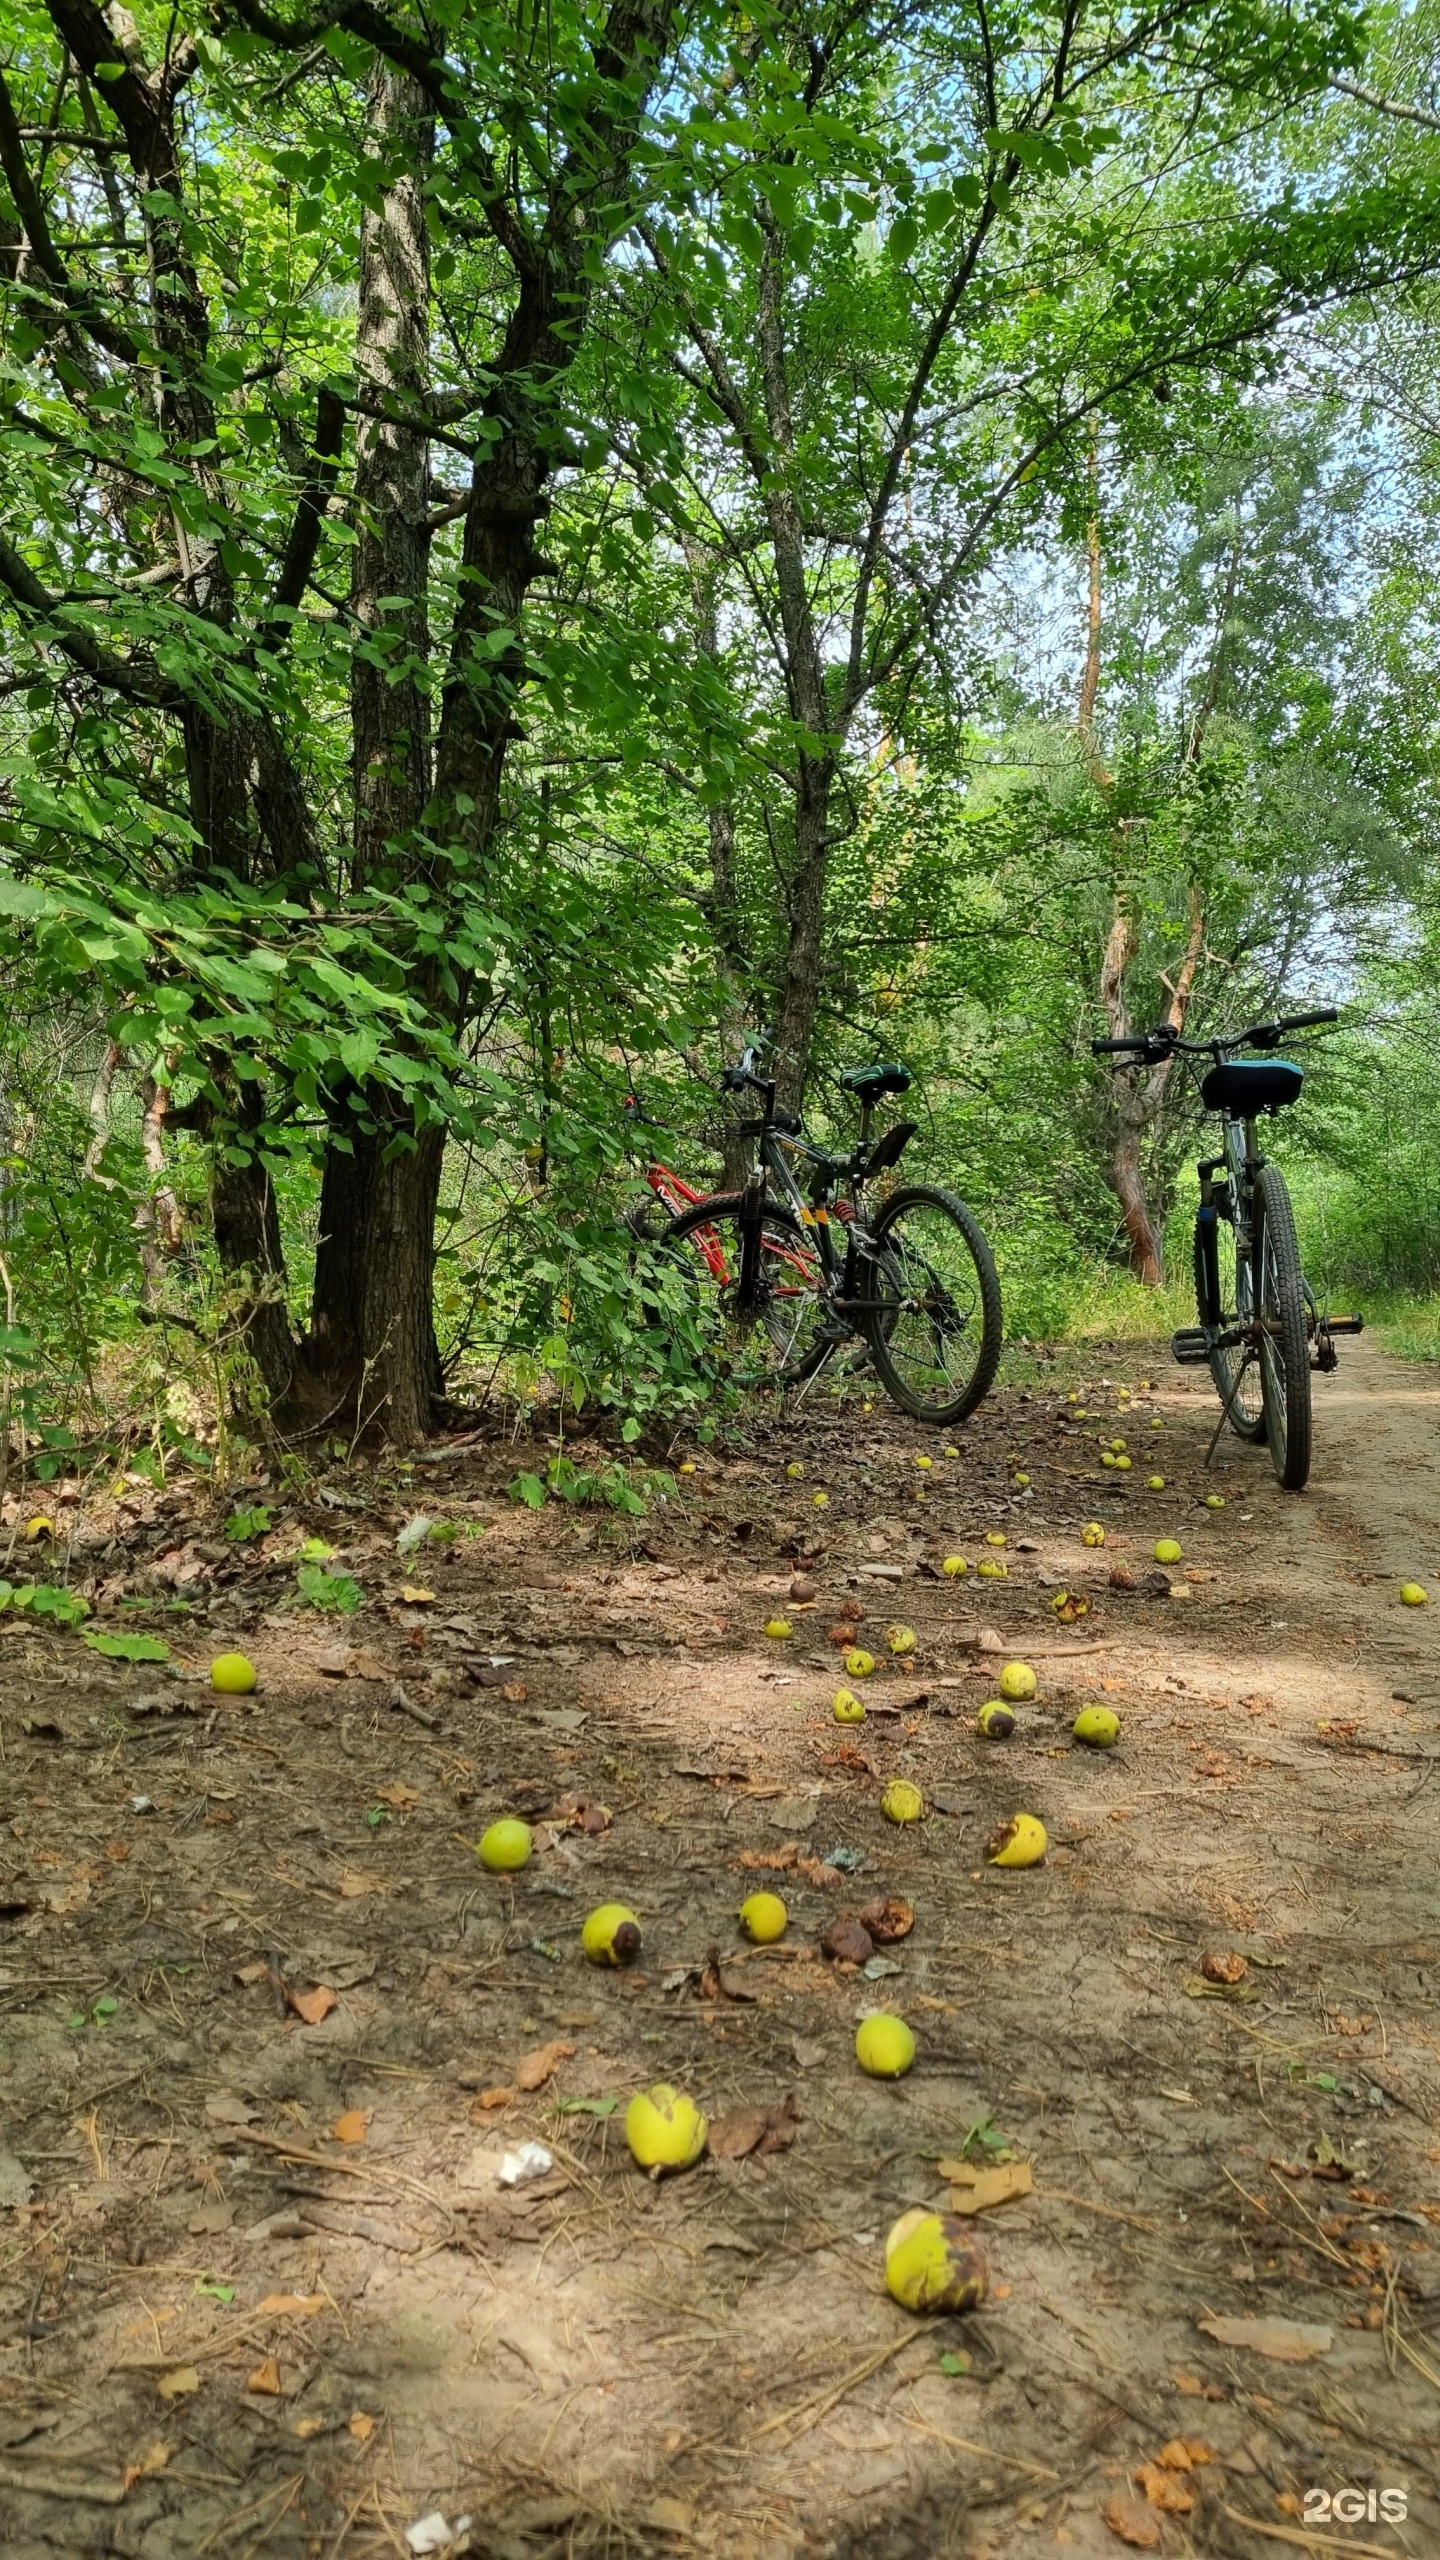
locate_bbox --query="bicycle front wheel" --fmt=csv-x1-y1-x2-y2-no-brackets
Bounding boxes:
1196,1212,1265,1442
859,1185,1002,1425
1254,1163,1312,1492
659,1193,830,1389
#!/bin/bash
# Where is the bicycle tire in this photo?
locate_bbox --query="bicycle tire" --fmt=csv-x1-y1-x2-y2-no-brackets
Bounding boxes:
858,1185,1002,1425
659,1193,831,1389
1254,1163,1312,1492
1194,1213,1265,1442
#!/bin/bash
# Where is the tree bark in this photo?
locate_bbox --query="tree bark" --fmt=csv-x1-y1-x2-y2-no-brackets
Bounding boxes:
305,62,438,1439
211,1087,295,1406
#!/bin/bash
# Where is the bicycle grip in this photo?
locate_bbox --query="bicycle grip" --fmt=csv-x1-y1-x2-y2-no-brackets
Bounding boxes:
1276,1007,1339,1033
1091,1036,1151,1055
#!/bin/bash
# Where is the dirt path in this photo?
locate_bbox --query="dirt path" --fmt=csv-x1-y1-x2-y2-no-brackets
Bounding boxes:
1,1336,1438,2560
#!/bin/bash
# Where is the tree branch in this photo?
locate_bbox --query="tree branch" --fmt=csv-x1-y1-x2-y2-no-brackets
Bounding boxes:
0,528,180,703
261,383,345,633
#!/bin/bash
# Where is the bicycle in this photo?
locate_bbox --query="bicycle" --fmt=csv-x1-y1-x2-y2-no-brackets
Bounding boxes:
1092,1008,1361,1491
646,1044,1002,1426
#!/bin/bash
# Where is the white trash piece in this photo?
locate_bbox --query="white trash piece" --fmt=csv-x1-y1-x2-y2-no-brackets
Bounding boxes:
498,2140,554,2188
404,2513,473,2555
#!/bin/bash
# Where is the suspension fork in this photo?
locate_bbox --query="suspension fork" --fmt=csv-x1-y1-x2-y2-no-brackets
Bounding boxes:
736,1163,767,1310
1195,1158,1224,1330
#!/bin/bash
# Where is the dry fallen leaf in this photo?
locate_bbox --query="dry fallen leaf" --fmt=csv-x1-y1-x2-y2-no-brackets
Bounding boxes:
502,1681,528,1703
156,2366,200,2401
291,2414,326,2439
1133,2462,1193,2514
338,1872,387,1900
1157,2438,1213,2469
708,2096,800,2160
286,1984,337,2026
331,2110,369,2147
376,1780,421,1809
121,2440,172,2491
204,2092,256,2127
400,1585,436,1604
257,2293,327,2319
246,2357,283,2397
1100,2493,1161,2549
514,2040,576,2093
1196,2313,1332,2363
472,2086,514,2114
348,2411,375,2442
947,2161,1033,2215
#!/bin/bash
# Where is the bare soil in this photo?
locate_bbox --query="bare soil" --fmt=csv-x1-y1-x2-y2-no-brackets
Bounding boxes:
2,1335,1439,2560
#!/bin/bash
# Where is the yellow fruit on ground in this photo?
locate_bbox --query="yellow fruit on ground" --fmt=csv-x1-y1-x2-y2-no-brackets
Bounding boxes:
942,1555,967,1576
1147,1475,1165,1491
1110,1438,1127,1453
813,1490,829,1507
739,1891,788,1944
1073,1706,1120,1748
1205,1494,1225,1509
998,1661,1036,1702
1154,1539,1183,1565
210,1652,257,1695
1100,1452,1116,1468
855,2013,916,2078
914,1455,932,1470
984,1531,1007,1547
945,1445,960,1457
678,1461,696,1474
477,1817,533,1873
976,1560,1008,1579
884,2209,989,2314
833,1688,866,1723
24,1515,53,1541
887,1623,917,1655
1074,1407,1089,1418
1013,1471,1030,1488
977,1701,1015,1739
1150,1415,1163,1427
764,1617,793,1640
880,1778,924,1824
1401,1582,1428,1606
1081,1522,1105,1547
1113,1456,1132,1471
985,1812,1048,1868
844,1647,876,1677
785,1461,804,1479
625,2084,707,2173
582,1902,643,1965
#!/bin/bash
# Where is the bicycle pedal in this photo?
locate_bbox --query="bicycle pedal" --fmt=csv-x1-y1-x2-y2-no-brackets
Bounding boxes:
1170,1328,1211,1365
1324,1314,1364,1335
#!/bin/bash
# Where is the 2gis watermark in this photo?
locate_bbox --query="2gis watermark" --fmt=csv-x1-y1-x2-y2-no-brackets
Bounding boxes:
1303,2488,1408,2528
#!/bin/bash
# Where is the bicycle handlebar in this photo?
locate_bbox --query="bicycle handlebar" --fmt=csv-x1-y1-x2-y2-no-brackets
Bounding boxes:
1092,1006,1340,1064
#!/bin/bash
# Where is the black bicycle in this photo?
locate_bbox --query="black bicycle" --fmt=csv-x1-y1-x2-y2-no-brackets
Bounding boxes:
1093,1009,1361,1492
650,1045,1002,1426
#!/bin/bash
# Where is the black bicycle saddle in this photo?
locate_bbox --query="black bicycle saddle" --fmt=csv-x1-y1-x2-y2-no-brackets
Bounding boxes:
838,1062,912,1102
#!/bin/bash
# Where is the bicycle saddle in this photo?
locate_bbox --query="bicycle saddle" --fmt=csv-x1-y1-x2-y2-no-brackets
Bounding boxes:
1201,1057,1304,1113
838,1062,912,1101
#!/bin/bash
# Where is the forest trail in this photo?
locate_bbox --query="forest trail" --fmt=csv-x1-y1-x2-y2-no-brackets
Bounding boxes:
2,1335,1439,2560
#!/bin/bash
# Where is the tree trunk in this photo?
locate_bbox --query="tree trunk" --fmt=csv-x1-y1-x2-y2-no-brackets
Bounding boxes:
305,62,438,1442
210,1089,295,1408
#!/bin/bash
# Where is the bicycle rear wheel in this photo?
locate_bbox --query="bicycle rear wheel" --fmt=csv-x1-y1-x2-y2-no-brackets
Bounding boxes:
858,1185,1002,1424
1195,1212,1265,1441
659,1193,831,1389
1254,1163,1312,1492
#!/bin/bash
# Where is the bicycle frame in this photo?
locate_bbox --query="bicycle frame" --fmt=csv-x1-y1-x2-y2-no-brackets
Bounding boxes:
1193,1110,1261,1339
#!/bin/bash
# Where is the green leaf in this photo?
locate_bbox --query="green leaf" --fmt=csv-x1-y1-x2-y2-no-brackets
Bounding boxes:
508,1472,547,1509
296,1564,362,1613
84,1631,172,1662
551,2094,619,2117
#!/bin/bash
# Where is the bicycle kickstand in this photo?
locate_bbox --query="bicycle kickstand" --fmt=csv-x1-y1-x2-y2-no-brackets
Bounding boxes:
1204,1348,1260,1469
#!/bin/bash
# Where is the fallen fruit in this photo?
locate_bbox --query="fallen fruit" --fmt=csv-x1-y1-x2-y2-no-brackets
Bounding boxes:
976,1561,1007,1579
24,1515,53,1541
886,1623,917,1656
739,1891,788,1944
983,1531,1006,1548
880,1778,924,1824
833,1686,866,1722
1151,1415,1163,1427
1101,1452,1116,1468
625,2083,707,2173
785,1461,804,1479
857,1896,915,1943
977,1701,1015,1739
1205,1494,1225,1509
1110,1438,1127,1453
477,1818,533,1873
914,1455,932,1470
1081,1522,1105,1547
581,1903,643,1965
884,2208,988,2314
1073,1705,1120,1749
1401,1582,1428,1606
210,1652,257,1695
1154,1539,1183,1565
813,1490,829,1507
764,1616,793,1640
1113,1455,1132,1470
855,2012,916,2077
1147,1475,1165,1491
998,1660,1036,1702
1013,1470,1030,1488
844,1647,876,1678
1201,1950,1247,1985
821,1917,875,1965
941,1555,967,1576
1109,1562,1137,1590
985,1812,1047,1868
